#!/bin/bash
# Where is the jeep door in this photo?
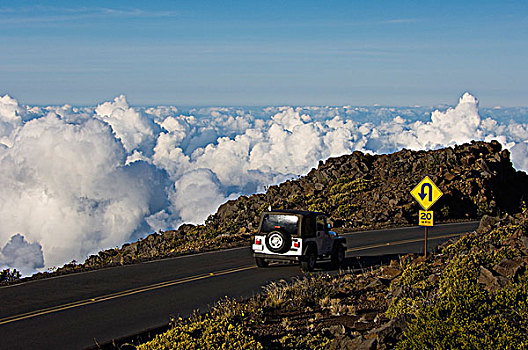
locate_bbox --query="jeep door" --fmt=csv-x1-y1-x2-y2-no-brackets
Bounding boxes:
316,215,332,255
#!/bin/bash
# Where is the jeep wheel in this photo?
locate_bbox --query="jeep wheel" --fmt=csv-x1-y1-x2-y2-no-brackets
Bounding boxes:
265,230,291,254
301,246,317,272
331,244,345,267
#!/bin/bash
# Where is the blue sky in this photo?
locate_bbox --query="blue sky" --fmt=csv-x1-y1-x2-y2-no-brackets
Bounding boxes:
1,1,527,106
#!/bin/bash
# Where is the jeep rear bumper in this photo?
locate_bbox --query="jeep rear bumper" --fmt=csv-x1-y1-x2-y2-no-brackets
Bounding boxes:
253,252,302,262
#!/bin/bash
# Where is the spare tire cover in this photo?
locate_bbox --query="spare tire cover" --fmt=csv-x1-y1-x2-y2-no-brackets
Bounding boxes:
265,230,291,253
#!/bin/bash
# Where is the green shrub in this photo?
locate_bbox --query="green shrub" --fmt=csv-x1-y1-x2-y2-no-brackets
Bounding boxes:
257,202,270,215
0,269,21,284
396,270,528,349
260,274,336,311
138,314,262,350
138,299,262,350
279,332,331,349
398,261,432,289
329,177,370,195
334,203,359,217
392,215,528,349
386,261,433,318
307,200,330,213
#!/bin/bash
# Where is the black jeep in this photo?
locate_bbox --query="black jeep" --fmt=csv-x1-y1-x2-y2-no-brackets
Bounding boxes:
252,210,347,271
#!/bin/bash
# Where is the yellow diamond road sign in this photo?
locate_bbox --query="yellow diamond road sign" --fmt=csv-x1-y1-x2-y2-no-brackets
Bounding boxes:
411,176,443,210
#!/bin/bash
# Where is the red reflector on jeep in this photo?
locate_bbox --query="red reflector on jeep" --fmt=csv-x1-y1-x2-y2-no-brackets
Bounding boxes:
293,242,300,248
274,226,281,228
255,238,262,245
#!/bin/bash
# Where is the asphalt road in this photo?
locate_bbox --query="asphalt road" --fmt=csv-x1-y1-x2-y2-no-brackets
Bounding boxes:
0,221,478,349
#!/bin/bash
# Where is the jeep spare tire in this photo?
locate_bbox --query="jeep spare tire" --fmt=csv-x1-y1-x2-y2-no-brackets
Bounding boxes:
265,230,291,253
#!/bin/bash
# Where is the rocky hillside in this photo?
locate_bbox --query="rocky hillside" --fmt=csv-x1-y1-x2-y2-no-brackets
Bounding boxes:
208,140,527,231
135,210,528,349
24,140,528,278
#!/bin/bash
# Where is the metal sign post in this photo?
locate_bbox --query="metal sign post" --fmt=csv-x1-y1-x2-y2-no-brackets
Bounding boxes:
412,177,442,257
419,210,434,256
423,226,427,256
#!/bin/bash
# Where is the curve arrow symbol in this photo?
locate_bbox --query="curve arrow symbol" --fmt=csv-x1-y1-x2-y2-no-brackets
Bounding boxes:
419,183,433,201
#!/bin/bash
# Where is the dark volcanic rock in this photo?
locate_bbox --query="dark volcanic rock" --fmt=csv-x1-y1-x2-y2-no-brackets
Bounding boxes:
477,215,501,234
205,141,528,237
493,257,526,279
478,266,510,291
368,314,411,349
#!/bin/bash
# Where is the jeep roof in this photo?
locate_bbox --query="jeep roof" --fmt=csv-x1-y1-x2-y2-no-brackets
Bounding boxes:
258,210,328,238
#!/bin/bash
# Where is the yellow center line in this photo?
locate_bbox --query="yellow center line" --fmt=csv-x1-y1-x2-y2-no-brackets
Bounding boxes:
1,233,464,326
0,265,255,326
347,233,462,252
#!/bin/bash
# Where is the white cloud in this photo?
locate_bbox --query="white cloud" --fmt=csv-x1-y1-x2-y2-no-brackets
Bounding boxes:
95,95,157,154
510,142,528,172
375,92,482,150
170,169,227,224
0,234,44,276
0,94,22,147
0,107,154,271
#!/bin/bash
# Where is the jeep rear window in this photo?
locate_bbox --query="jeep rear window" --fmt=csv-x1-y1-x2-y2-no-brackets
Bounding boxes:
260,214,299,235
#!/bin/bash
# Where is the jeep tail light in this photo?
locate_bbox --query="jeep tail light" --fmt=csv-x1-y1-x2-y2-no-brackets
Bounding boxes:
293,241,300,248
255,238,262,245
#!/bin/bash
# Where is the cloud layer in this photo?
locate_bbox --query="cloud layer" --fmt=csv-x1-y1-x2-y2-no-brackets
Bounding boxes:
0,234,44,276
0,93,527,275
